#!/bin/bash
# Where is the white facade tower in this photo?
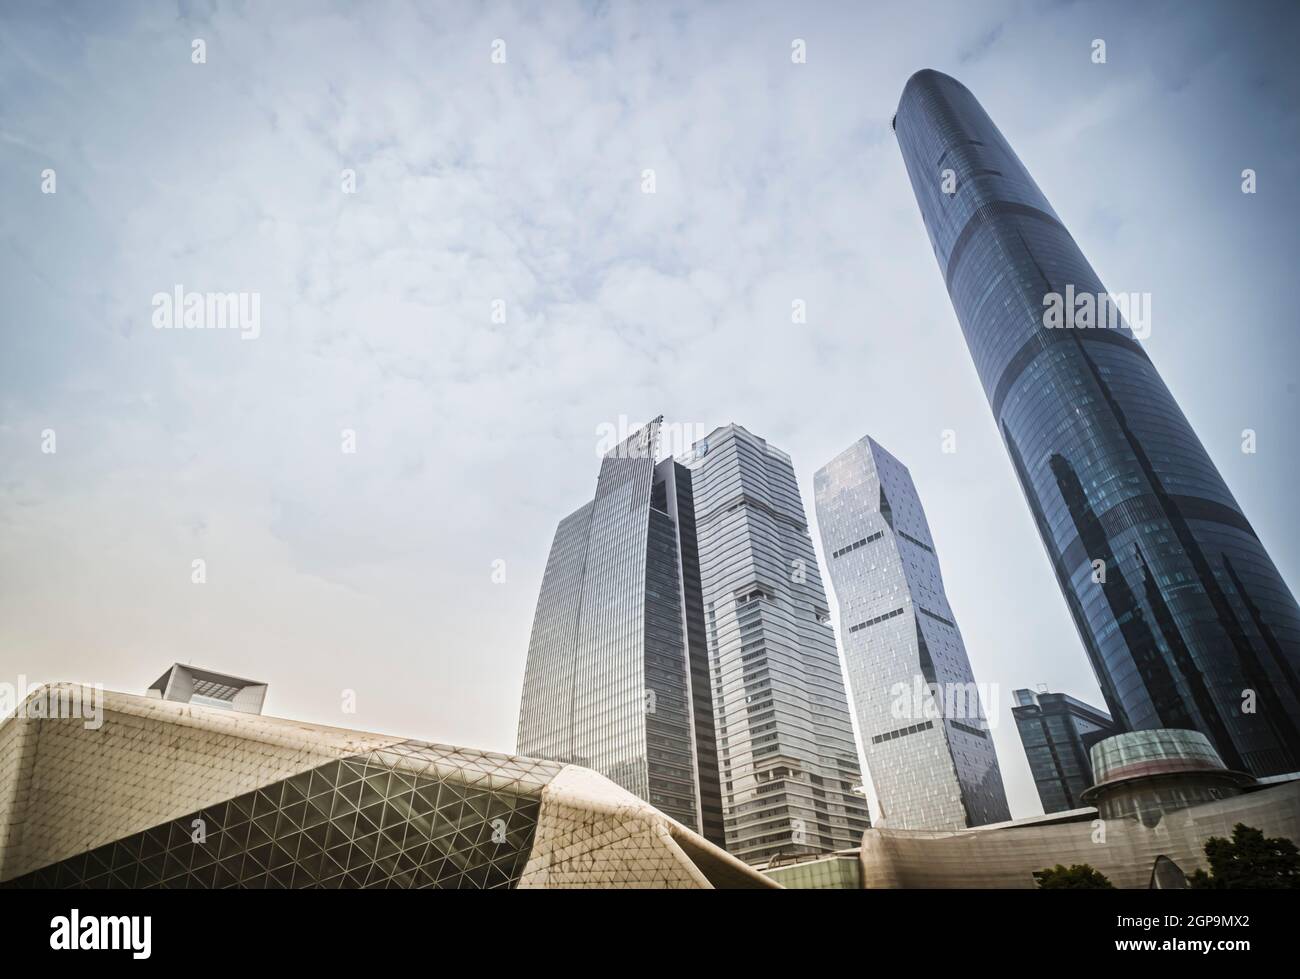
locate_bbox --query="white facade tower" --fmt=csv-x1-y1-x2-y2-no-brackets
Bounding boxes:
814,435,1010,830
688,424,870,863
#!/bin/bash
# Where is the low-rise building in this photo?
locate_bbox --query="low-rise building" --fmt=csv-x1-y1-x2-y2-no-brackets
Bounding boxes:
857,730,1299,888
0,683,775,889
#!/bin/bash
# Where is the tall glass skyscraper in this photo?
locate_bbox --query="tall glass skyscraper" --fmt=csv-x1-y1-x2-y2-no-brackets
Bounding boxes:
687,424,870,863
815,435,1010,829
895,69,1300,777
516,418,724,844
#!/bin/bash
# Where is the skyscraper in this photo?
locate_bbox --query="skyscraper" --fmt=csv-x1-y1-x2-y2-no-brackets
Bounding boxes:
516,417,723,844
895,69,1300,777
814,435,1010,829
687,424,870,863
1011,688,1116,814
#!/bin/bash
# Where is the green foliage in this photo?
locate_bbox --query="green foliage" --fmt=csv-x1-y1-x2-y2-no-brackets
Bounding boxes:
1034,863,1114,889
1187,823,1300,889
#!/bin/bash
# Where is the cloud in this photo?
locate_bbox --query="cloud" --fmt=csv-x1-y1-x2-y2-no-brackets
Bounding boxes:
2,0,1297,817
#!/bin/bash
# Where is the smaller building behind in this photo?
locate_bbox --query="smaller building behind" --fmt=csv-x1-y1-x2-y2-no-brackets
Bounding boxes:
759,851,862,889
858,728,1299,888
1012,687,1115,814
147,663,268,714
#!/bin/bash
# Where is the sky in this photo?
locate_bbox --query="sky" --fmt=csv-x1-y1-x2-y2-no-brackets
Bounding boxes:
2,0,1298,820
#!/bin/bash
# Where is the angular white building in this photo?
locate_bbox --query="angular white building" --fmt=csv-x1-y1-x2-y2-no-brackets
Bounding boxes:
0,683,774,889
814,436,1010,830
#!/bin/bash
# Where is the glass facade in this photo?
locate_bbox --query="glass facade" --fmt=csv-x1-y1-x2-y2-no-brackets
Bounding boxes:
1011,688,1115,813
688,424,870,864
762,852,862,890
1083,729,1254,826
816,436,1011,829
1089,727,1228,783
654,459,727,845
516,418,718,841
895,69,1300,777
3,740,559,889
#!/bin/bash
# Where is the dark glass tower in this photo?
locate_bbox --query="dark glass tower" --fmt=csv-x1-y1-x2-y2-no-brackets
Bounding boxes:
895,69,1300,777
516,418,724,845
1012,688,1116,814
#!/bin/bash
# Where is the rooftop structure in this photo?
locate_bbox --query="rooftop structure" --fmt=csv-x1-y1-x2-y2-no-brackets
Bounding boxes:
147,663,268,715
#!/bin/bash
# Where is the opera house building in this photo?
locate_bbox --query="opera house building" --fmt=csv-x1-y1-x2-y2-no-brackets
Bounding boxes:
0,681,774,889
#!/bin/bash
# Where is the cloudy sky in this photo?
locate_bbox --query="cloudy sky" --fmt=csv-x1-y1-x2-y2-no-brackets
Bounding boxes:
2,0,1297,818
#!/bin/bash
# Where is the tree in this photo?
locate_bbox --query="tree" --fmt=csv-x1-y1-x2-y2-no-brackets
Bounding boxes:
1034,863,1114,889
1187,823,1300,889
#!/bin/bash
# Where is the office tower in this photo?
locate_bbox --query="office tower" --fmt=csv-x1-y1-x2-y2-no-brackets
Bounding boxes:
815,436,1011,830
516,417,724,845
687,424,870,864
1011,688,1116,813
652,457,727,845
895,69,1300,777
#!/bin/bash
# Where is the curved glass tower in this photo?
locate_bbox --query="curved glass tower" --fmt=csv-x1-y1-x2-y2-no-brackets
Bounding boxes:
517,418,717,840
894,69,1300,777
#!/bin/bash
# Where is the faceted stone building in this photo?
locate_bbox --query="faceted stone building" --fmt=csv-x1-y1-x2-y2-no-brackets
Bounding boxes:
0,684,774,889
